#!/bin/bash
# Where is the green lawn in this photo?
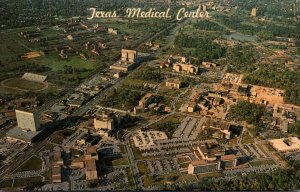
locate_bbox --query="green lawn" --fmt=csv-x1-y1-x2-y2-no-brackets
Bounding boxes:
250,159,276,167
2,78,46,91
137,161,148,175
131,147,143,160
241,131,254,144
32,52,97,71
142,173,184,188
147,114,184,138
104,156,129,166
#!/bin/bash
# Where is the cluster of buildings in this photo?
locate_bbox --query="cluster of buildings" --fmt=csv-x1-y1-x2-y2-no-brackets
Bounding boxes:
70,147,99,181
160,56,199,75
188,143,239,175
165,79,183,89
182,73,299,132
51,146,99,183
52,148,64,183
84,40,108,56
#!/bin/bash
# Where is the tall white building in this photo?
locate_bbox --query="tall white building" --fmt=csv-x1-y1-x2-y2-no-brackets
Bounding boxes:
15,109,40,132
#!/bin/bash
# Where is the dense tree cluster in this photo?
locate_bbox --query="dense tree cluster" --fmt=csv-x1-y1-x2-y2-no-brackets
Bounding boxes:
99,88,141,110
176,160,300,191
193,20,228,32
244,65,300,105
174,33,226,62
288,121,300,137
226,45,257,73
151,122,179,138
215,14,297,38
130,67,163,83
227,101,267,127
296,22,300,54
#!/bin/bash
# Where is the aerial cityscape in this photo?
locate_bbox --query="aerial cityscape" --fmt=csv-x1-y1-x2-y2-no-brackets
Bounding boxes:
0,0,299,191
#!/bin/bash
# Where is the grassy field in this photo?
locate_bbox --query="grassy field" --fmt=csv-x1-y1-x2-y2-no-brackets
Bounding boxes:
157,85,184,98
2,78,46,91
250,159,276,167
241,131,254,144
142,173,184,188
15,156,43,172
104,156,129,166
137,161,148,176
13,176,43,188
131,146,143,160
147,113,184,138
31,52,97,71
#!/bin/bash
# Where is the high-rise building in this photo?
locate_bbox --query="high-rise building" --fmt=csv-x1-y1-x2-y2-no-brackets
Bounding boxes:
121,49,137,63
15,109,40,132
251,8,257,17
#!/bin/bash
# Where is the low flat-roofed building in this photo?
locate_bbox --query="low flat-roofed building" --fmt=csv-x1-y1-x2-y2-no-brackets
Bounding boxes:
202,62,217,68
22,73,47,82
220,154,238,169
165,79,182,89
269,137,300,153
134,106,144,114
139,93,154,108
52,163,62,183
188,160,220,175
70,156,85,169
86,146,98,160
196,144,225,161
53,150,64,165
85,159,97,180
173,63,198,74
188,144,239,174
250,85,284,105
187,102,197,113
21,51,43,60
6,127,41,143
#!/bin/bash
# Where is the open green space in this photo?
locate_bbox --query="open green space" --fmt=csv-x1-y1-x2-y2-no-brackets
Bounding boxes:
15,156,43,172
137,161,148,175
104,156,129,166
2,78,46,91
241,131,254,144
31,52,97,72
250,159,276,167
142,173,184,189
13,176,44,188
146,114,184,138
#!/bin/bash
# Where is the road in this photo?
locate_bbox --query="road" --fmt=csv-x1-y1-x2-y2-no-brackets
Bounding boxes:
0,18,187,188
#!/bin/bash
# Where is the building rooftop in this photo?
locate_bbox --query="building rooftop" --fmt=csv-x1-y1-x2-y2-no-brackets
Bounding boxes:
269,137,300,152
6,126,40,142
220,154,237,161
85,159,97,172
